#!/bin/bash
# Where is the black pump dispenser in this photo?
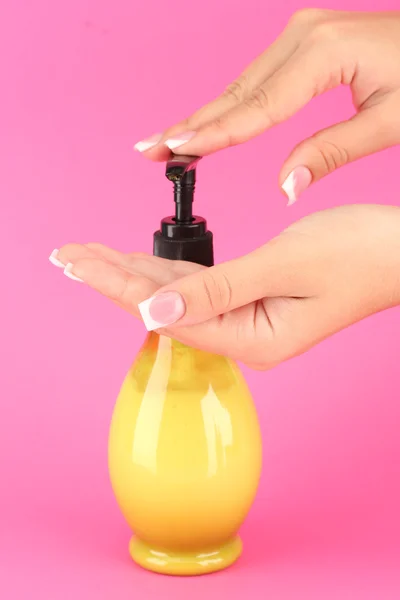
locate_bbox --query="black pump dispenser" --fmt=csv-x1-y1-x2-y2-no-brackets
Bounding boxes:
153,155,214,267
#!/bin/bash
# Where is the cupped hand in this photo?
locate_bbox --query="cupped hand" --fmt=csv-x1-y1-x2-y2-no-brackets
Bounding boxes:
135,10,400,204
53,205,400,369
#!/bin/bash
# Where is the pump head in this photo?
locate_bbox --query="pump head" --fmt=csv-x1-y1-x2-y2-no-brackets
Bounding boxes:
153,155,214,267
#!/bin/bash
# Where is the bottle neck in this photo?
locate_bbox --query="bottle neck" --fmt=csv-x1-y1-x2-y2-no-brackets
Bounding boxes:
134,332,240,393
146,332,197,353
144,332,223,368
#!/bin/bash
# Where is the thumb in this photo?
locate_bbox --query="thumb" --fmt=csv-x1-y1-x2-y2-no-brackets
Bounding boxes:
138,238,306,331
280,93,400,205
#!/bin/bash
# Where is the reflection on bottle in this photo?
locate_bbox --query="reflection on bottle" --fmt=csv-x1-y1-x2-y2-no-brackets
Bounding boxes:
201,385,233,478
132,336,172,474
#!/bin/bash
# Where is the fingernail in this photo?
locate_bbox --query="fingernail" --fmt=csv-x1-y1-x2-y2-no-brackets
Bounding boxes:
64,263,84,283
49,249,65,268
164,131,196,151
138,291,186,331
282,166,312,206
134,133,162,153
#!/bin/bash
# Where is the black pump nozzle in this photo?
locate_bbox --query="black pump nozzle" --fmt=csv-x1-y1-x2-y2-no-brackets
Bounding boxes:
165,155,200,223
153,155,214,267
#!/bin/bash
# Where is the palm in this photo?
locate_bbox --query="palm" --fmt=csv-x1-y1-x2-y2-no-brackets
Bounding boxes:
104,254,305,368
58,205,399,370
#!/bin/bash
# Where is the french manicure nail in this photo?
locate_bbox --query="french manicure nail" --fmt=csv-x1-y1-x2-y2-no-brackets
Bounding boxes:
282,166,312,206
49,249,65,268
164,131,196,151
138,291,186,331
134,133,162,153
64,262,84,283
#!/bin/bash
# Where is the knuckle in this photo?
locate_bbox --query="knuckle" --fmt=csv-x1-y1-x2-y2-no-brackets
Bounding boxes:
223,75,249,104
244,87,279,126
200,270,233,314
113,274,130,304
289,8,327,27
178,117,192,132
245,87,269,111
311,137,350,173
114,274,142,307
308,20,339,45
210,116,236,147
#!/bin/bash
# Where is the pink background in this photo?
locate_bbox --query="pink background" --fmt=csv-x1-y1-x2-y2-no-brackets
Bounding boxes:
1,0,399,598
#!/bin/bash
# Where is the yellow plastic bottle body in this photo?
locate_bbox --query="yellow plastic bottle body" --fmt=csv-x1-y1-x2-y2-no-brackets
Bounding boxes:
108,333,262,575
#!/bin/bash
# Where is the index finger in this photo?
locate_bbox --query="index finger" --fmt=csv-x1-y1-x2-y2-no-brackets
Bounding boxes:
136,12,319,162
167,44,329,157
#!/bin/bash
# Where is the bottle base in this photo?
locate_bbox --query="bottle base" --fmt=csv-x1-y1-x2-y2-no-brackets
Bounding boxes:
129,535,242,576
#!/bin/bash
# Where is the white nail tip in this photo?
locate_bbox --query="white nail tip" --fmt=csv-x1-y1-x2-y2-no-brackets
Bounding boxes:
134,135,162,153
282,172,297,206
49,249,65,268
165,139,187,150
164,133,195,151
134,140,157,152
64,263,84,283
138,297,164,332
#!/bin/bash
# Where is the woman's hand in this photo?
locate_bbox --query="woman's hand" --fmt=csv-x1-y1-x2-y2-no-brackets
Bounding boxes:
134,10,400,204
52,205,400,369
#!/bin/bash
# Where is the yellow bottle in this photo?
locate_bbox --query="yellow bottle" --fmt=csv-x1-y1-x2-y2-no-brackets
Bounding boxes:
109,333,262,575
108,155,262,575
